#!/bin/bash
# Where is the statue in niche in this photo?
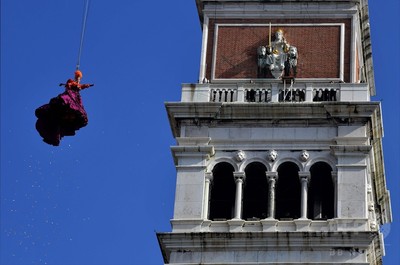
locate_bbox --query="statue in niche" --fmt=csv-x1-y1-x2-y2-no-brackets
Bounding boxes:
257,45,268,78
284,46,298,77
257,28,298,79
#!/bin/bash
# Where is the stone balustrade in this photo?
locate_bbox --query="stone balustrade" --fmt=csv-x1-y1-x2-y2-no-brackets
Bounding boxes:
181,82,370,103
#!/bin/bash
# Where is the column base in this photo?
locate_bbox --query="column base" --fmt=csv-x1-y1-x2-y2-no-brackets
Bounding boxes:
294,218,312,231
261,218,279,232
227,219,245,232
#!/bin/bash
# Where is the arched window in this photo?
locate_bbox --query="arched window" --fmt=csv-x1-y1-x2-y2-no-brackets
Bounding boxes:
209,162,236,220
276,162,301,220
308,162,334,220
242,162,268,220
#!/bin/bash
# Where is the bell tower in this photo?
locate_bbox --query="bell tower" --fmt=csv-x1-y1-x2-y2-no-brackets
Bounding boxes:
157,0,392,264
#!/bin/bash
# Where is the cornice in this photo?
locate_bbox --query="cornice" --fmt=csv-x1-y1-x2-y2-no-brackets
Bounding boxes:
157,231,378,261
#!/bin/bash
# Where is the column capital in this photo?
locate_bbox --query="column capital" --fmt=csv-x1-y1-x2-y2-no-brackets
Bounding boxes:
298,172,311,182
205,172,213,181
266,171,278,181
233,172,246,182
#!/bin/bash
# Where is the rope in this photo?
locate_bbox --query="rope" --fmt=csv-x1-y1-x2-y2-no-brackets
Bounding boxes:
76,0,91,70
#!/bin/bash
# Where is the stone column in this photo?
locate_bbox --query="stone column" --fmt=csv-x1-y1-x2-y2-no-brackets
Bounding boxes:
203,172,213,220
233,172,246,220
299,172,311,219
331,171,338,218
237,85,245,102
198,16,209,83
305,83,313,102
266,172,278,219
271,83,279,102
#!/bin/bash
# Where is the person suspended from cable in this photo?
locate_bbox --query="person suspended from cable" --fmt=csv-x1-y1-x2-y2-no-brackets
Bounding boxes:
35,70,94,146
35,0,94,146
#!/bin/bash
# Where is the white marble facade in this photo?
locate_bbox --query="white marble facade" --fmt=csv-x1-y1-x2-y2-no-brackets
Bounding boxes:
160,108,382,264
170,124,372,232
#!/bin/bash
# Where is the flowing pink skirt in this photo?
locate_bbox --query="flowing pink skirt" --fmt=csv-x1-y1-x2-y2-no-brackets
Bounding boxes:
35,89,88,146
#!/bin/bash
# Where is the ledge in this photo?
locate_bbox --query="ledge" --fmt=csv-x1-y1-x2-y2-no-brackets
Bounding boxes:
157,230,378,264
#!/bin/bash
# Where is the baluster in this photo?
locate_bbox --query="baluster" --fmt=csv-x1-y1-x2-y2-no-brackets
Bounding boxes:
301,89,305,102
266,89,271,102
323,88,328,101
318,89,323,101
330,89,336,101
250,89,256,102
261,89,265,102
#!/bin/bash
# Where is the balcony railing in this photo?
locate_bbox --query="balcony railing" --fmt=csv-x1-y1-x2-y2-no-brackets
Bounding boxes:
313,88,338,102
181,82,370,103
245,88,272,103
210,88,237,102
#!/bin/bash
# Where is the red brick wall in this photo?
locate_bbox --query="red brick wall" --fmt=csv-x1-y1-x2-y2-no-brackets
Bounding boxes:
206,19,351,81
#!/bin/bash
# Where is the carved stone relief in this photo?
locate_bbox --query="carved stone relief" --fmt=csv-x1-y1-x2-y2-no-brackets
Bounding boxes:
235,150,246,162
267,150,278,162
300,150,310,162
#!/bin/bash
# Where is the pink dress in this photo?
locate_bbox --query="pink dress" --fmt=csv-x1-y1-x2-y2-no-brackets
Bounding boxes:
35,79,91,146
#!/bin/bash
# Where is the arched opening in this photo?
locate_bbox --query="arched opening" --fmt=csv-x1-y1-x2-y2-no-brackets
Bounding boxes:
276,162,301,220
242,162,268,220
308,162,334,220
209,162,236,220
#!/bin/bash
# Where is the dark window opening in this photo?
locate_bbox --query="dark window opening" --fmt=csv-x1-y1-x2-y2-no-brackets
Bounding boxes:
313,89,337,102
245,89,271,103
246,89,257,102
279,89,305,102
242,162,268,220
308,162,334,220
276,162,301,220
209,162,236,221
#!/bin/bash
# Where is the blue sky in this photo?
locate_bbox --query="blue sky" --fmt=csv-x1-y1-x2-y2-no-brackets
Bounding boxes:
1,1,399,264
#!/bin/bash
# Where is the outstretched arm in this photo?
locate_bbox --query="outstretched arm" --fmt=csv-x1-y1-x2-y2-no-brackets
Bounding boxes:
61,79,94,90
79,83,94,90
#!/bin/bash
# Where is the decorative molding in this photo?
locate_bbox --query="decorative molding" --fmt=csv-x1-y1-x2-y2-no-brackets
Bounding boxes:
267,149,278,162
299,150,310,162
235,150,246,162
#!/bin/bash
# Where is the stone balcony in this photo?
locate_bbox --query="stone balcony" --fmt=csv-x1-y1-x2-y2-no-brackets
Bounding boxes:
170,218,372,233
181,82,370,103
